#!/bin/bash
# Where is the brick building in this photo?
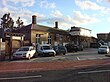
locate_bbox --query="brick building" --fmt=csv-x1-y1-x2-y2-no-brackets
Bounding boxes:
12,15,70,47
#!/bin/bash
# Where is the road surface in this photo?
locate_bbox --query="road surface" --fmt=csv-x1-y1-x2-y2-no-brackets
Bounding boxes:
0,65,110,82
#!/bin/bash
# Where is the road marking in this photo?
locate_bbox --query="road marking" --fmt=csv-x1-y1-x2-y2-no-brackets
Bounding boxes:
52,57,65,60
78,70,110,74
29,58,37,62
0,75,42,80
88,58,97,60
77,57,80,60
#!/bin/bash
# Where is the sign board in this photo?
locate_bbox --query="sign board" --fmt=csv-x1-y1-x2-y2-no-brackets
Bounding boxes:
12,36,21,40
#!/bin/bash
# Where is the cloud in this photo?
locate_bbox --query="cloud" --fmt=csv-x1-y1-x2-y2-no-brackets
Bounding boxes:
97,0,110,3
51,10,63,18
73,11,100,25
0,7,46,26
0,0,47,26
43,10,100,29
75,0,105,10
39,0,56,9
2,0,35,7
96,0,104,2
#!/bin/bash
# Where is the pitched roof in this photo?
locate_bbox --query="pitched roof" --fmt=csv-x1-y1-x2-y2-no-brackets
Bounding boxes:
12,24,70,35
71,26,91,31
16,24,70,35
33,24,69,35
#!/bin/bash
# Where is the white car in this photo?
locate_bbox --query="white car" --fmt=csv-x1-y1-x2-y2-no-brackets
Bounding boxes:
37,44,56,56
98,45,109,54
13,46,36,59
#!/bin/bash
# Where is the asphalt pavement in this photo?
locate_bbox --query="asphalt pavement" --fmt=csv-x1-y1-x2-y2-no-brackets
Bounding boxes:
0,64,110,82
0,48,110,82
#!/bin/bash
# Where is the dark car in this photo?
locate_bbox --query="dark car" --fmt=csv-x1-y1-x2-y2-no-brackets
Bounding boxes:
65,44,78,52
77,45,83,51
53,46,67,55
65,44,83,52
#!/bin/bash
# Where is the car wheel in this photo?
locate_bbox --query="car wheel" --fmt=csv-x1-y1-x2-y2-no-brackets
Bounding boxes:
75,50,77,52
53,53,55,56
63,53,66,55
81,49,83,51
98,51,100,54
106,52,108,54
33,52,38,58
28,54,31,60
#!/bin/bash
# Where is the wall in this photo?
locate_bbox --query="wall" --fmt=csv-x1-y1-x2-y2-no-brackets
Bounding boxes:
31,30,48,44
80,28,91,37
0,39,5,55
70,28,91,37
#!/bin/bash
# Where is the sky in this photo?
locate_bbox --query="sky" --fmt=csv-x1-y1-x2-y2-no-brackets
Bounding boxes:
0,0,110,37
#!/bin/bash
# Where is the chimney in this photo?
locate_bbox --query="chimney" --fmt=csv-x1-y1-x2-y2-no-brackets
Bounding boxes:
55,21,58,29
32,15,36,24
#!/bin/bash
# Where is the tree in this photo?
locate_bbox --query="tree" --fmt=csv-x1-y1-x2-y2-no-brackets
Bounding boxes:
1,13,14,29
16,17,23,28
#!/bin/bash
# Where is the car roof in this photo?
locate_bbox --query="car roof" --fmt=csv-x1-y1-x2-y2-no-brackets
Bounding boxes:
41,44,51,46
100,45,108,47
21,46,34,48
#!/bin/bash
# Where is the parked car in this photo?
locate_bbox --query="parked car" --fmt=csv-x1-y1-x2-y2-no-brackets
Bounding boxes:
65,44,77,52
77,45,83,51
53,46,67,55
37,44,56,57
13,46,36,60
98,45,109,54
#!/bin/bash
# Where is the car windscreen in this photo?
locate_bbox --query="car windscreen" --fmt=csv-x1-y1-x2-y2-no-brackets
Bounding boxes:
59,46,65,50
42,46,51,50
18,47,29,51
100,46,107,48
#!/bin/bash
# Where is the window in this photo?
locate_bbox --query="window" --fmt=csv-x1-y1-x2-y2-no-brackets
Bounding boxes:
36,34,40,44
42,46,51,50
60,35,63,45
18,47,29,51
48,35,51,44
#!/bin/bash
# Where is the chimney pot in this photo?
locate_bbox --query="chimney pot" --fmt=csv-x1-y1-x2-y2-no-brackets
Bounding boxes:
32,15,36,24
55,21,58,29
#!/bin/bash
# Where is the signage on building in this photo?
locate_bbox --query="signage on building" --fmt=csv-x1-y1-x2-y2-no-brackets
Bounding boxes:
12,36,21,40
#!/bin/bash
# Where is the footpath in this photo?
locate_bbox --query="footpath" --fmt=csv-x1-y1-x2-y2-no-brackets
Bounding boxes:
0,58,110,73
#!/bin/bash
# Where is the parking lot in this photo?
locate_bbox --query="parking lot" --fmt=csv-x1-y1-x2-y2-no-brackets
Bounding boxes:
12,48,110,62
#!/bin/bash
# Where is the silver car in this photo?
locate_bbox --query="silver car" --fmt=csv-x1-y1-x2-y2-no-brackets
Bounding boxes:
98,45,109,54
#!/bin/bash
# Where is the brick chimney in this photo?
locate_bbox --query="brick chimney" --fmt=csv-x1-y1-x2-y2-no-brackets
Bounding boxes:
32,15,36,24
55,21,58,29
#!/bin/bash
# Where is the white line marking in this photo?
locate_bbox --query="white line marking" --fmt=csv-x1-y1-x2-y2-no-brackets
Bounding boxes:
78,70,110,74
0,75,42,80
52,57,65,60
88,58,97,60
29,58,37,62
77,57,80,60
